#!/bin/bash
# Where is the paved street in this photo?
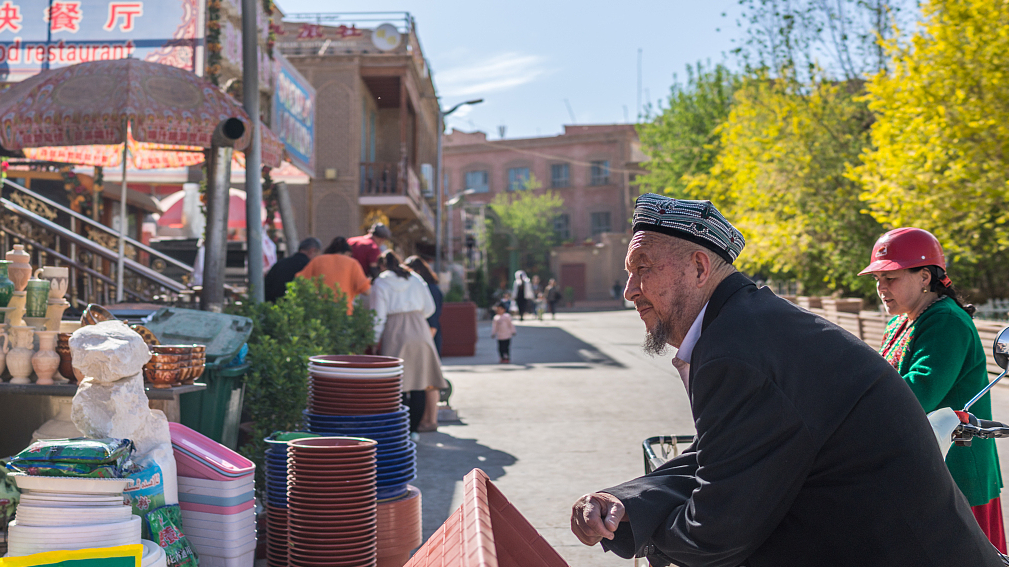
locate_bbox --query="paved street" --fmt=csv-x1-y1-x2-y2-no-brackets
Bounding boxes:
412,307,693,566
412,306,1009,565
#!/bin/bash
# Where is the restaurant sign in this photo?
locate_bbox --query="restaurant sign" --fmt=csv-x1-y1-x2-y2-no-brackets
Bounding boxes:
272,53,314,176
0,0,206,82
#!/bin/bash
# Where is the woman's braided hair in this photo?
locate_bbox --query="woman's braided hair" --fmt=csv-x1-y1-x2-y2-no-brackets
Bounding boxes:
921,265,975,317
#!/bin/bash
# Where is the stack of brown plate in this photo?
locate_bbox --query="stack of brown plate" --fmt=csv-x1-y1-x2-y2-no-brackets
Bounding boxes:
376,485,422,567
308,355,404,416
143,345,206,389
264,505,288,567
287,437,378,567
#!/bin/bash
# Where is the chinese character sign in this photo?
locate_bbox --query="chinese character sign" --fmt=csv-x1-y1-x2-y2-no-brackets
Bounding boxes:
0,0,206,81
272,55,314,176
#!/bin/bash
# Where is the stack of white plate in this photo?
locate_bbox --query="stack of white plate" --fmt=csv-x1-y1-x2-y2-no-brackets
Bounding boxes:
142,539,168,567
7,476,141,557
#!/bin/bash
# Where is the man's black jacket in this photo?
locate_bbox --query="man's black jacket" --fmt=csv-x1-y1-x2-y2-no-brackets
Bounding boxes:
602,273,1001,567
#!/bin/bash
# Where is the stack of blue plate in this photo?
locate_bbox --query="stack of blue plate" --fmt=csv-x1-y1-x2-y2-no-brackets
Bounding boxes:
263,432,319,509
304,406,417,500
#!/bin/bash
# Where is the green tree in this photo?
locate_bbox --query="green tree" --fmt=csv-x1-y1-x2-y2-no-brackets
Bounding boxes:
636,62,739,197
688,74,882,297
734,0,916,81
486,181,564,279
854,0,1009,300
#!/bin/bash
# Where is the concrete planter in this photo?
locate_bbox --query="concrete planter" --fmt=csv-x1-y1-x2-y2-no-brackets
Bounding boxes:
441,301,478,357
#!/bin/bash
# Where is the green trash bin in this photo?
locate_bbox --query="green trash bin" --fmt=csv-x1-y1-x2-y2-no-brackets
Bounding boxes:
143,307,254,448
179,361,249,449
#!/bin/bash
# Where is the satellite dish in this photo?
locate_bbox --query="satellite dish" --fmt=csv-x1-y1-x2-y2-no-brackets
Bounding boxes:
372,23,402,51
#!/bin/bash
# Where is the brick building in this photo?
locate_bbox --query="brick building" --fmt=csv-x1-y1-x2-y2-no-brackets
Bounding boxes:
442,125,647,300
276,14,440,254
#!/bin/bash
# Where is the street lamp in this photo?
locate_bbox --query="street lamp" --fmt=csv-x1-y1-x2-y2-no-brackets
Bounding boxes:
435,98,484,274
445,188,478,268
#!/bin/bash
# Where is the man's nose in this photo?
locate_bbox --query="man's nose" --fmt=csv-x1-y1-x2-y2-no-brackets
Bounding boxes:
624,277,639,302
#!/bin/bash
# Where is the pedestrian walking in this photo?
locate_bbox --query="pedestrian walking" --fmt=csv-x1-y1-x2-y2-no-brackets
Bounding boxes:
348,222,392,279
511,270,534,321
295,236,371,313
404,255,443,356
545,278,561,319
264,237,321,302
371,250,447,433
491,301,516,363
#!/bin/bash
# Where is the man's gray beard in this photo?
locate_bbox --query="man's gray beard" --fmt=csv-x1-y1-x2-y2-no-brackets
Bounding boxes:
643,317,670,356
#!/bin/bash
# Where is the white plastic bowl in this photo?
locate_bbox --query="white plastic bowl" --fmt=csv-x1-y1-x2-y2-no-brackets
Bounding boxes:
12,475,130,495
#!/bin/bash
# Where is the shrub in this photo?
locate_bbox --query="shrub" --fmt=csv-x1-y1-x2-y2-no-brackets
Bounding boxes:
228,277,376,492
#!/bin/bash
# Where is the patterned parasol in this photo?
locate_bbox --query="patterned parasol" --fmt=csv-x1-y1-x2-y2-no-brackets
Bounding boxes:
0,58,252,151
0,58,281,301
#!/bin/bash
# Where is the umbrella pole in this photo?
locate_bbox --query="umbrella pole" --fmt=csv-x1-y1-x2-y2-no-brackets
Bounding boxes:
116,141,128,303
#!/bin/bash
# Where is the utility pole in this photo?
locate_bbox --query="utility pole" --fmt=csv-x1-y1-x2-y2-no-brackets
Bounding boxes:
242,0,264,302
434,98,483,274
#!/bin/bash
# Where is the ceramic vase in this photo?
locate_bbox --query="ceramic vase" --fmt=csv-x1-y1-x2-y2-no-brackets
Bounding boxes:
35,267,68,300
0,260,14,307
32,331,59,386
56,332,74,384
45,299,70,333
6,245,31,292
24,278,49,318
0,329,9,379
7,292,26,327
7,325,34,384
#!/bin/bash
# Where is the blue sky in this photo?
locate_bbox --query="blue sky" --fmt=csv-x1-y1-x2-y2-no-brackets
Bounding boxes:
276,0,743,139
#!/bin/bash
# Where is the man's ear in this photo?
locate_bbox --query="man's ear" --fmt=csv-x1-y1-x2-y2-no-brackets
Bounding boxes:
693,250,712,285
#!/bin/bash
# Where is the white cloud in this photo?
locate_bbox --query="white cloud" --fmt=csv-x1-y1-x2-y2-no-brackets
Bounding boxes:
436,53,546,98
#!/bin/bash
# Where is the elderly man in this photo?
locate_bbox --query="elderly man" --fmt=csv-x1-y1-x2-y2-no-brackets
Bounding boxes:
570,194,1002,566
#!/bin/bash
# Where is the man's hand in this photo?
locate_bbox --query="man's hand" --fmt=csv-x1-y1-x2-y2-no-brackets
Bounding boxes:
571,492,626,545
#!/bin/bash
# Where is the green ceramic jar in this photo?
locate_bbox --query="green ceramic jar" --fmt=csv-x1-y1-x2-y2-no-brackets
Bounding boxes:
0,260,13,308
25,278,50,317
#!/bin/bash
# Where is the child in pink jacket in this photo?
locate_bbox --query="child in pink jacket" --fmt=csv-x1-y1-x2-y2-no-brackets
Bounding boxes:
491,301,517,363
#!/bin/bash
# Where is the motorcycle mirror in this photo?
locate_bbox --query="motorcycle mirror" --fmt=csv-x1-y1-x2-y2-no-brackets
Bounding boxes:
994,326,1009,370
962,325,1009,412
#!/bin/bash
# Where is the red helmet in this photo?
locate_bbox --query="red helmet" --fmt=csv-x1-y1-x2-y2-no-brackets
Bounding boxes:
858,227,947,275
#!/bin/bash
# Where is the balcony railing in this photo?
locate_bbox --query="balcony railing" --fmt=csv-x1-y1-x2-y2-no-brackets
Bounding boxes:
359,162,435,233
360,162,398,196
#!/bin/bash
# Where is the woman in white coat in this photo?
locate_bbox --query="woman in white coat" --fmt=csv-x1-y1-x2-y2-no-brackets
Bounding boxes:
371,250,448,433
511,270,535,321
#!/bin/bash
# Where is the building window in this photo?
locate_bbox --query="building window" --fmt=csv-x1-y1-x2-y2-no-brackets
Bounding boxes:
465,170,489,193
550,163,570,188
590,160,610,185
591,212,611,235
554,214,571,241
508,167,530,191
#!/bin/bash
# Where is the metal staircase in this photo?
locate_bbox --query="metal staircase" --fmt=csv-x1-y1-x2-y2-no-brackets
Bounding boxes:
0,178,194,307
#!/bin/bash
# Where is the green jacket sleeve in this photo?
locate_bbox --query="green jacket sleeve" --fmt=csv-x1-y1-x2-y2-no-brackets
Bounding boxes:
902,312,972,413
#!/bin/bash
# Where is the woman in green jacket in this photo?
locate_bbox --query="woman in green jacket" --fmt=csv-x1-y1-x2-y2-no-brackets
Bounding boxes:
861,227,1004,552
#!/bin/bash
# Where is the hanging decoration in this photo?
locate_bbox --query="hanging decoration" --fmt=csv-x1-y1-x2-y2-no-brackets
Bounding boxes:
61,167,94,217
264,0,278,58
206,0,223,85
261,166,279,242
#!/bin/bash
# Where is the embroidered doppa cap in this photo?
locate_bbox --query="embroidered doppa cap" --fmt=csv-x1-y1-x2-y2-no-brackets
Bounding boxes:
632,193,745,264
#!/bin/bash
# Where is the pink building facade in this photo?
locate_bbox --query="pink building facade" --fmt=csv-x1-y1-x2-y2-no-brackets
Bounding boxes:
442,124,647,300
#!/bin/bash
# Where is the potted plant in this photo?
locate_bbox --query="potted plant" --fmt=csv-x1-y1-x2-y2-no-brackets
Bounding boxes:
563,286,575,307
